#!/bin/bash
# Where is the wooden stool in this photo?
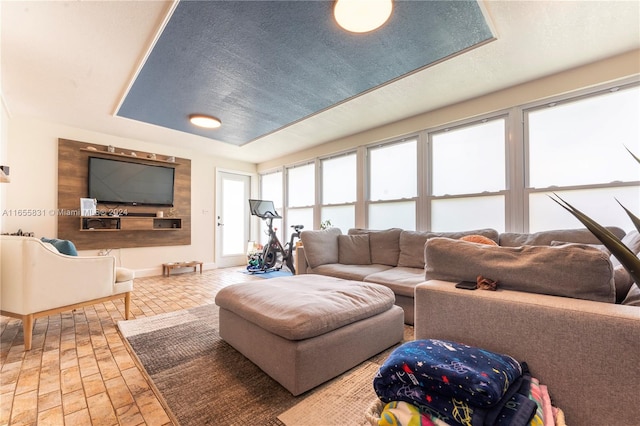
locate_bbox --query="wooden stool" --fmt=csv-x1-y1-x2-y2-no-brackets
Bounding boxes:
163,261,203,276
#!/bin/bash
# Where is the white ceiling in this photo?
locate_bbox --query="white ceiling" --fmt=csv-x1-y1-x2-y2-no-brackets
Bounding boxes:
2,1,639,164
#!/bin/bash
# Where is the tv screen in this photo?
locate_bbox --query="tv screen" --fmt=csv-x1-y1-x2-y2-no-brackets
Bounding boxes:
88,157,175,207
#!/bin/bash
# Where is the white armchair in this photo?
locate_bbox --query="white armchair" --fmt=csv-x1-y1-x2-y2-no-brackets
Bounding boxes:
0,235,134,350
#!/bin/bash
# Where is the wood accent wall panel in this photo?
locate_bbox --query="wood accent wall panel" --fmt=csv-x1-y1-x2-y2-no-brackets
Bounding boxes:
57,138,191,250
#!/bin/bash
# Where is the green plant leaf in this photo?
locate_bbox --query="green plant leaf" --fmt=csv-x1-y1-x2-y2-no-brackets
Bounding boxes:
615,198,640,234
549,194,640,286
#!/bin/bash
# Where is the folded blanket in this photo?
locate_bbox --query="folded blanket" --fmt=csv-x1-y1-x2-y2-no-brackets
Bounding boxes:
374,340,523,408
378,401,443,426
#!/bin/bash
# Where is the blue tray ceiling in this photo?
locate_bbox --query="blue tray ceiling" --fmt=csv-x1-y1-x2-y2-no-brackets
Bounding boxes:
117,1,494,146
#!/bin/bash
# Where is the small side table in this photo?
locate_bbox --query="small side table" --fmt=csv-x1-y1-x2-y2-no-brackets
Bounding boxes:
163,261,203,276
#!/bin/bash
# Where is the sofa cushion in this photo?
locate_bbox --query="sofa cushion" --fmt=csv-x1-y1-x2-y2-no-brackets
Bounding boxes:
348,228,402,266
424,237,615,303
398,229,499,269
551,241,610,255
499,227,626,247
300,227,342,268
40,237,78,256
215,275,396,340
622,283,640,306
364,267,426,297
338,234,371,265
610,230,640,268
309,263,393,282
613,265,634,303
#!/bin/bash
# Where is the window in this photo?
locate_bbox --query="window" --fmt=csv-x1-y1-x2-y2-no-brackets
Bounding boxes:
259,170,283,244
321,153,356,233
430,118,507,232
368,139,417,230
266,79,639,236
286,162,315,237
525,85,640,232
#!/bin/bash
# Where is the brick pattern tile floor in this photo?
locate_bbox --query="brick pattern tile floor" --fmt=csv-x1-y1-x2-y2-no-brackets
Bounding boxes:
0,267,260,426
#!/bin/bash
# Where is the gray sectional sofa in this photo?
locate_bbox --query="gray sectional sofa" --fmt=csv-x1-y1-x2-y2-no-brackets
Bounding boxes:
296,227,501,324
295,225,640,424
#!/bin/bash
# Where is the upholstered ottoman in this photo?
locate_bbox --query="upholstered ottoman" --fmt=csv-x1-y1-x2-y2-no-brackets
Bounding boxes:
215,274,404,395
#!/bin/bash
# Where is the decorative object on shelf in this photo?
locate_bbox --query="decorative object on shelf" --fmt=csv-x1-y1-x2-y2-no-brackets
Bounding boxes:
130,152,137,157
107,145,115,153
157,210,164,218
85,146,97,151
147,153,156,159
0,165,10,183
167,156,176,163
80,198,97,216
167,208,177,217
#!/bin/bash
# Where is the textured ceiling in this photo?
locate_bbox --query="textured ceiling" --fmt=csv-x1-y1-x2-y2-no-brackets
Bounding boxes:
3,1,639,163
116,1,494,146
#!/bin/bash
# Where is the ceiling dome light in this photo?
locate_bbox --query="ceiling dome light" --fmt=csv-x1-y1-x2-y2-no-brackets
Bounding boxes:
334,0,393,34
189,114,222,129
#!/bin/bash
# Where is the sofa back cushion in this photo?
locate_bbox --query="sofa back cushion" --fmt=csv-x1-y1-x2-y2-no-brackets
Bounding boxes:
338,234,372,265
398,229,499,269
499,227,626,247
300,227,342,268
348,228,402,266
609,230,640,268
424,237,616,303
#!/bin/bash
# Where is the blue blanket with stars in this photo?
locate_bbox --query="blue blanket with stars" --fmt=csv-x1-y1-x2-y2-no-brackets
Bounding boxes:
373,339,533,426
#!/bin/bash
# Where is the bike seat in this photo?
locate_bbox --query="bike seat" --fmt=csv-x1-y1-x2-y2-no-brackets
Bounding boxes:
291,224,304,230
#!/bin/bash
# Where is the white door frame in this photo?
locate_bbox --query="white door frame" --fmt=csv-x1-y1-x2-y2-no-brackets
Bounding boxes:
215,169,253,268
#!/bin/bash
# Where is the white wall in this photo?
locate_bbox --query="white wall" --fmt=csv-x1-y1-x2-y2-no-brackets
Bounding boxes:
3,117,256,276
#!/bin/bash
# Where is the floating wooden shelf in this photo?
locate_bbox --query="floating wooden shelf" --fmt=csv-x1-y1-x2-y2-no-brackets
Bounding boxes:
80,148,179,165
80,216,182,231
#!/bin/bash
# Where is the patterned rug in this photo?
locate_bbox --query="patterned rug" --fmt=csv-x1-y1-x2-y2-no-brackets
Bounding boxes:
118,304,413,426
242,269,294,279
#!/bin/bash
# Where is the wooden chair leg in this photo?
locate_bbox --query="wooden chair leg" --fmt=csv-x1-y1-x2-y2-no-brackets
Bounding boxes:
23,314,34,351
124,292,131,320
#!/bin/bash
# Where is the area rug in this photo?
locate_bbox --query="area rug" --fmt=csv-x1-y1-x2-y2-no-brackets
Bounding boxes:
118,304,406,426
242,269,293,279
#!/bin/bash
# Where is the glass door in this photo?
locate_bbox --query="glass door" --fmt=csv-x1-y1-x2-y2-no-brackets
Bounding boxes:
216,171,251,268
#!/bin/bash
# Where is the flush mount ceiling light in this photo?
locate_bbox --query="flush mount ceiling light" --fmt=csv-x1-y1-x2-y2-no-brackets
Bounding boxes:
189,114,222,129
334,0,393,33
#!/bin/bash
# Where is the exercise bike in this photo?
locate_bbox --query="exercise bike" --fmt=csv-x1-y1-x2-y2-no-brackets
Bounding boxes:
247,199,303,274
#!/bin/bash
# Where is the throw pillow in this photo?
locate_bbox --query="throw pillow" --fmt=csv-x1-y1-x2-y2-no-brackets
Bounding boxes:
398,229,499,269
299,227,342,268
348,228,402,266
41,242,59,253
40,237,78,256
460,234,498,246
338,234,371,265
424,237,616,303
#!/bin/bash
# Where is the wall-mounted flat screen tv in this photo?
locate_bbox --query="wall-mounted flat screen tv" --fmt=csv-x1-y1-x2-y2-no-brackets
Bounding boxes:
88,157,175,207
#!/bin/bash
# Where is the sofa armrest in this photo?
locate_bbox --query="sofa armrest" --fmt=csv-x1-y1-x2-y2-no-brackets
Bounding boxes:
414,280,640,425
295,246,309,274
